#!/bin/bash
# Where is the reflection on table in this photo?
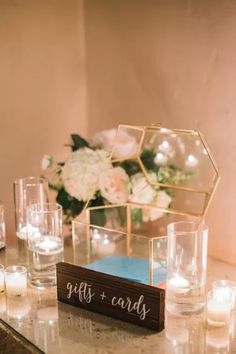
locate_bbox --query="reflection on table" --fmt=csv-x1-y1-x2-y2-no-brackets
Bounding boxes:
1,247,236,353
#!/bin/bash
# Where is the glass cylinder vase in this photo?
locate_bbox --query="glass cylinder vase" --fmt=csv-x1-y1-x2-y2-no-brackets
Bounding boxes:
27,203,63,288
166,221,208,315
14,177,48,264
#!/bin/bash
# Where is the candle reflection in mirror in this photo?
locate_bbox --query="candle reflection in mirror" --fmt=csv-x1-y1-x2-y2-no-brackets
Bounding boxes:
206,325,231,352
165,312,206,354
0,294,6,315
34,301,60,353
0,264,5,293
165,316,189,345
7,297,30,320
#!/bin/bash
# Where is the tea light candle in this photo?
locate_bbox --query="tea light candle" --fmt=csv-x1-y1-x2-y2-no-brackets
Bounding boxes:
37,238,59,253
16,224,40,241
168,275,190,294
5,266,27,297
207,289,232,326
214,287,235,309
0,264,5,293
213,280,236,309
93,233,116,257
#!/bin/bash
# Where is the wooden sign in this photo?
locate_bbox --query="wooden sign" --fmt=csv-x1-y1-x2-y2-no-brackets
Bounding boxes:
56,262,165,331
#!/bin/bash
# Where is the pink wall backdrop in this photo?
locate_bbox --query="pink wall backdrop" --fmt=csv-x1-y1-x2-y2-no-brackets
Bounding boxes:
0,0,87,241
84,0,236,264
1,0,236,264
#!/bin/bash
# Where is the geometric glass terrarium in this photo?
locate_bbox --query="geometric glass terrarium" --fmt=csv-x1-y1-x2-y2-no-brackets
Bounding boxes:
72,124,220,288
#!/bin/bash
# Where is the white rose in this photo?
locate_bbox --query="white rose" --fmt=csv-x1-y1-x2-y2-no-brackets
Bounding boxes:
62,148,110,201
90,128,138,159
143,191,172,222
129,172,157,204
99,167,130,204
41,154,53,170
156,190,172,208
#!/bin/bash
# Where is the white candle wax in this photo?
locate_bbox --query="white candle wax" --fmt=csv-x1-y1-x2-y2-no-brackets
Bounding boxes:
214,287,235,309
38,239,58,252
36,236,63,255
5,270,27,297
207,300,231,326
16,224,40,241
168,275,190,294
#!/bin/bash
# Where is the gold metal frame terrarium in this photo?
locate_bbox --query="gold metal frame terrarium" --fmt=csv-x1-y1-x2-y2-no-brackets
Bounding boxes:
72,124,220,287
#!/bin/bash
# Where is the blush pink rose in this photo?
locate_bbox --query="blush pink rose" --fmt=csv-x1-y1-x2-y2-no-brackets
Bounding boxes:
99,167,130,204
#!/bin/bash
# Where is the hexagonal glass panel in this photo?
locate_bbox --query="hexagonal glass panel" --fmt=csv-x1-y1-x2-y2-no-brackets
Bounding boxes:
72,213,168,287
108,125,219,217
110,125,143,161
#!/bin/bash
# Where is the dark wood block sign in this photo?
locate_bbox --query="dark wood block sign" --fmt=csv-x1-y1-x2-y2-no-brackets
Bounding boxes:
56,262,165,331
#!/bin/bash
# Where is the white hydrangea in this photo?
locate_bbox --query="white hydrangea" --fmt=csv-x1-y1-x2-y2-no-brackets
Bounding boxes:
62,148,110,201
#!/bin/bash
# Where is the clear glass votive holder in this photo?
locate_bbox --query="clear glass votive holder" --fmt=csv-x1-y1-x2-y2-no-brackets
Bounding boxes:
14,177,48,240
207,289,233,327
27,203,63,288
0,203,6,250
14,177,48,264
213,280,236,309
166,221,208,315
0,264,5,293
4,266,27,297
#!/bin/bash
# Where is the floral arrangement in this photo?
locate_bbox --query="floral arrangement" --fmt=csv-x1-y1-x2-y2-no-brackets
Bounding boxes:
42,129,191,226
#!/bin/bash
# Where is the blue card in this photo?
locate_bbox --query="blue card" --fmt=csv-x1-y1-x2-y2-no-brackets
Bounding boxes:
85,255,167,285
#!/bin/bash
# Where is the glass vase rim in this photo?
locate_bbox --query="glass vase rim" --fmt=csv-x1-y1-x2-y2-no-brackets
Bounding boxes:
4,265,27,275
167,221,208,235
27,202,62,213
213,279,236,289
14,176,46,186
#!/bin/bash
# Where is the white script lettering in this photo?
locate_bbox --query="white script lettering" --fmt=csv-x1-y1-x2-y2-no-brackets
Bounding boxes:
67,282,95,303
111,295,150,320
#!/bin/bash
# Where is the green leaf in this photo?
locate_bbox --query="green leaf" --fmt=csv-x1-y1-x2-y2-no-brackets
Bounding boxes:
117,206,127,227
90,209,106,227
56,188,72,210
70,199,85,216
48,183,60,191
88,192,106,227
70,134,89,151
131,208,143,225
56,188,84,217
118,160,141,176
140,149,159,172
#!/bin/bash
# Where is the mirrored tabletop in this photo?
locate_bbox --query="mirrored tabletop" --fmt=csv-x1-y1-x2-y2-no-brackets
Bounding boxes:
0,241,236,354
